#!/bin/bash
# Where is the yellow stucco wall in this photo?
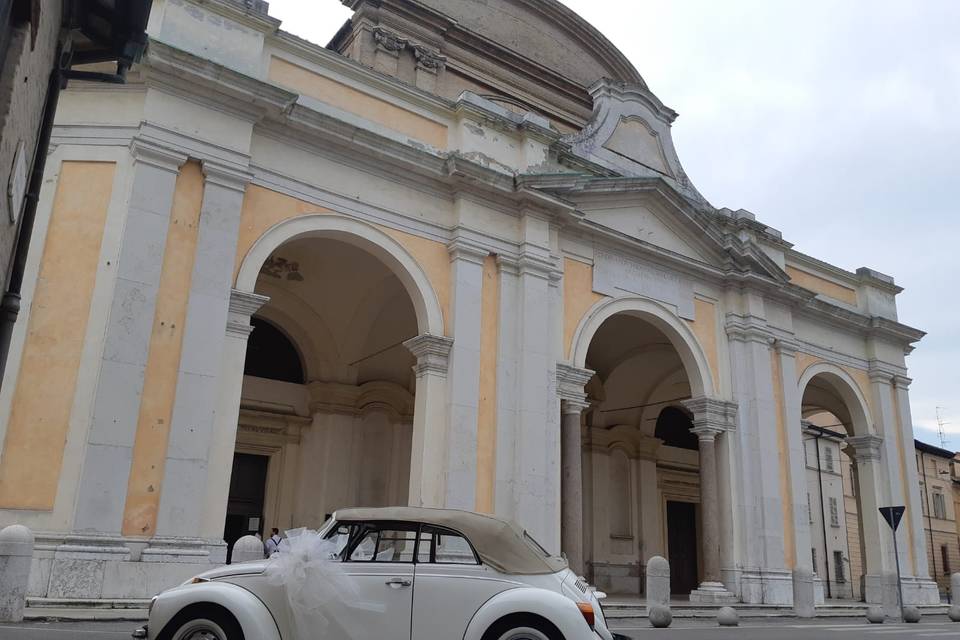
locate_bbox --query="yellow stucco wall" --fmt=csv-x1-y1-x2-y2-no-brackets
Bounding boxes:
563,258,605,360
475,254,499,513
233,184,451,336
770,348,797,569
0,161,115,509
268,57,448,150
786,265,858,306
122,161,205,537
685,298,721,389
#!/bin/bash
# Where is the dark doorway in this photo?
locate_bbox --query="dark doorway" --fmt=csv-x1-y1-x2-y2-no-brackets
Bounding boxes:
223,453,269,563
667,501,699,595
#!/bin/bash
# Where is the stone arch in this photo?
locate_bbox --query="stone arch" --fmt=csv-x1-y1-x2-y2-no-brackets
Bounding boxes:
570,296,715,397
236,214,444,337
797,361,874,436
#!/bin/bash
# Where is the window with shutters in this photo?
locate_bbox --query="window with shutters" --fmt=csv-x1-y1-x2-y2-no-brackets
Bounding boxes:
829,497,840,527
834,550,845,583
942,545,951,576
811,548,817,574
933,491,947,520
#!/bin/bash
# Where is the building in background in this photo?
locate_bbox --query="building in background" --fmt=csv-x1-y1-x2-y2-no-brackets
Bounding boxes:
0,0,939,607
915,440,959,596
0,0,152,384
804,423,855,601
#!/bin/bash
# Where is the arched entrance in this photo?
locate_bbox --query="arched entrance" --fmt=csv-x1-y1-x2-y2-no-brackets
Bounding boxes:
561,297,735,603
202,214,449,552
797,365,887,604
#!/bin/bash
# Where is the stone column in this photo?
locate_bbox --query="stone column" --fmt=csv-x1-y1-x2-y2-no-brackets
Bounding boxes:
844,434,889,605
443,238,487,509
404,334,454,508
684,396,738,604
152,161,253,558
197,289,269,542
557,364,594,576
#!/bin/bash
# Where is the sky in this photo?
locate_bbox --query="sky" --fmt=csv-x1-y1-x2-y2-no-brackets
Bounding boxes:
265,0,959,448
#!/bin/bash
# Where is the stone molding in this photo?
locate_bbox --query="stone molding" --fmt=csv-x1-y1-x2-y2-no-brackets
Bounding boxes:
202,159,254,193
305,380,415,421
237,407,311,441
556,363,595,407
682,396,737,433
227,289,270,338
846,434,884,462
128,137,188,174
773,337,800,357
724,314,774,346
447,236,489,264
404,334,454,378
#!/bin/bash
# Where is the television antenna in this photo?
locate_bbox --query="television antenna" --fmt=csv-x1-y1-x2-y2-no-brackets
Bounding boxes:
937,407,950,450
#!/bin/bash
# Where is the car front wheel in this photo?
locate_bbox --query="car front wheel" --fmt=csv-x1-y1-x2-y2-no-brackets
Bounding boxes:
160,606,244,640
483,614,563,640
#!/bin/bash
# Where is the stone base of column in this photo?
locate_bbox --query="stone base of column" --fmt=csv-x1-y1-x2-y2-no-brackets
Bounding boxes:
689,581,737,604
141,536,222,564
759,569,794,605
739,569,764,604
901,576,941,605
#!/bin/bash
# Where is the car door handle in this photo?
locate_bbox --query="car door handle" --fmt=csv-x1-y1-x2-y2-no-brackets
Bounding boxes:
385,577,412,588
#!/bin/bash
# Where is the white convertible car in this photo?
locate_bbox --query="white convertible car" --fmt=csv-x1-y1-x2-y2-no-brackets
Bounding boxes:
135,507,616,640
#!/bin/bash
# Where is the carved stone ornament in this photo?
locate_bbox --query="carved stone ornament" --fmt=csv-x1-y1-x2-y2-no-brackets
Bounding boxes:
372,27,407,53
414,45,447,72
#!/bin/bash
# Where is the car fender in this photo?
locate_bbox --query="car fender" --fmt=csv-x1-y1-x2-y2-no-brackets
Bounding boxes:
463,586,595,640
149,581,282,640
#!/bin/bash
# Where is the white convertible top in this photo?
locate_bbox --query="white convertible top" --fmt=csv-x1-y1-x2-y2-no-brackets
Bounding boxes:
332,506,568,576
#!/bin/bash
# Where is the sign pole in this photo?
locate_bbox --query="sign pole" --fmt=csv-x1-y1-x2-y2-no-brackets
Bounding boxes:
879,505,907,622
891,519,905,622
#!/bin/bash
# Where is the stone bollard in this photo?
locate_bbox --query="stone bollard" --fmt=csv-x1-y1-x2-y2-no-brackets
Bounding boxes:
645,556,670,608
717,606,738,627
948,604,960,623
648,604,672,628
792,567,815,618
865,606,884,624
0,525,34,623
951,574,960,621
231,535,264,563
903,606,921,623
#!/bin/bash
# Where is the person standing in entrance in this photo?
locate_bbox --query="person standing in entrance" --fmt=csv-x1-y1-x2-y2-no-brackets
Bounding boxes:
264,528,282,557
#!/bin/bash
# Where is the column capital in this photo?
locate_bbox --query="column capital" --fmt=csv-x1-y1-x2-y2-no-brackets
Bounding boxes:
403,334,454,378
682,396,738,433
413,45,446,73
724,314,774,345
372,26,407,55
129,137,188,174
845,434,884,462
773,337,800,357
226,289,269,338
892,375,912,390
202,160,254,193
446,237,489,264
556,363,595,404
561,398,590,416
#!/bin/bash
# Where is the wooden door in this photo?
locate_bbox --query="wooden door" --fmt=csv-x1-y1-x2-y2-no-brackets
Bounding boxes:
667,501,699,595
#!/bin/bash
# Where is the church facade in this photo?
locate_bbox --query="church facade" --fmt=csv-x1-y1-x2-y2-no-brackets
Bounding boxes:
0,0,937,606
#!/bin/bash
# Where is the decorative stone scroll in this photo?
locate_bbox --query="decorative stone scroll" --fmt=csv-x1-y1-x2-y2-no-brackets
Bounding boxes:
592,247,695,320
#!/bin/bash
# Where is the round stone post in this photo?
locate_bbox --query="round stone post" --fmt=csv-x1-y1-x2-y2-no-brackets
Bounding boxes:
231,535,264,564
0,525,34,622
646,555,671,608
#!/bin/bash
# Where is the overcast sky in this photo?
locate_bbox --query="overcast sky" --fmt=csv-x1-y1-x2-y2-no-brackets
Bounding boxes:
266,0,959,448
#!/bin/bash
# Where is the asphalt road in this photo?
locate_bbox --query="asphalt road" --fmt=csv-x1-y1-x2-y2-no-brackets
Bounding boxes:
1,620,959,639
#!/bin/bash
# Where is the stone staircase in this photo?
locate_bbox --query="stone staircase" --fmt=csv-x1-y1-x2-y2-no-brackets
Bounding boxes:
601,598,950,624
24,597,151,621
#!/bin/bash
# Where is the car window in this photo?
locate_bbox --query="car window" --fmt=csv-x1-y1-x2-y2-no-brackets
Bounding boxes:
416,526,479,565
347,525,418,563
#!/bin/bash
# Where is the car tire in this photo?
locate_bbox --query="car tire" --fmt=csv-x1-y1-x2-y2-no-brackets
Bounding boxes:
158,605,245,640
482,614,564,640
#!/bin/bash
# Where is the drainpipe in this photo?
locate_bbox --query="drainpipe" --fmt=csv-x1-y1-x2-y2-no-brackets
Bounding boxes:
812,429,833,600
0,54,64,387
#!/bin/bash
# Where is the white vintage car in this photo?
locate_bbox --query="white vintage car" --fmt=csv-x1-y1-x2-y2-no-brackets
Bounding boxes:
135,507,615,640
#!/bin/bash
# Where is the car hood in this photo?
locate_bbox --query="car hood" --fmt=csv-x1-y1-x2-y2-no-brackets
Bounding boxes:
198,560,270,580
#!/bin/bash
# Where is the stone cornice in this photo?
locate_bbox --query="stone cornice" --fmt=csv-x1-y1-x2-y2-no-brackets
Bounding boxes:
846,434,883,462
557,363,595,407
202,159,254,193
403,334,453,378
447,236,489,265
682,397,738,433
227,289,270,338
128,137,188,173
